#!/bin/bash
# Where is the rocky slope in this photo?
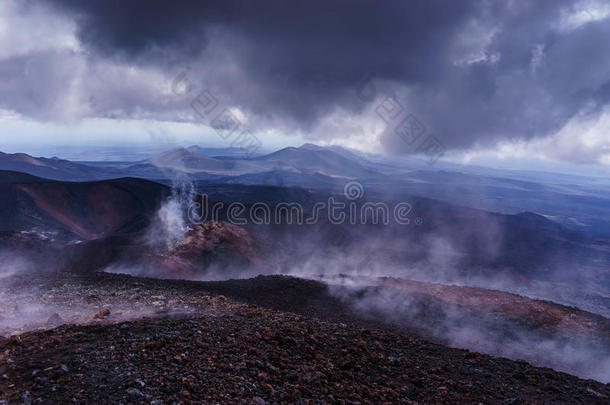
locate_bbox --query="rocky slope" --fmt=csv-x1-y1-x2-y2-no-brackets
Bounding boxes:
0,272,608,404
0,171,169,241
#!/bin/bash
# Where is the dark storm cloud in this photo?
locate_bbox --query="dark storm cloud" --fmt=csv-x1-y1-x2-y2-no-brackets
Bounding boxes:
48,0,476,124
30,1,610,151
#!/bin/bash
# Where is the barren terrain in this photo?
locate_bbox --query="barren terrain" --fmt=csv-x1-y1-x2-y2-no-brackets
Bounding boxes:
0,272,608,404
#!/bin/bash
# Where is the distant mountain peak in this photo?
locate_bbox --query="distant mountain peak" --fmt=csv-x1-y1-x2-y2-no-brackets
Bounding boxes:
161,147,191,155
0,151,108,181
186,145,258,159
149,148,220,165
299,143,325,150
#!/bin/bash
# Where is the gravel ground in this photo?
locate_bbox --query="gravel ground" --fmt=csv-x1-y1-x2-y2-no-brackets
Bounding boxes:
1,305,609,404
0,272,608,404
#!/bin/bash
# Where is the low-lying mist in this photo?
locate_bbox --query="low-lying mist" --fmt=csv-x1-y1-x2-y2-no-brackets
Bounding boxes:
326,275,610,383
98,198,610,383
2,186,608,384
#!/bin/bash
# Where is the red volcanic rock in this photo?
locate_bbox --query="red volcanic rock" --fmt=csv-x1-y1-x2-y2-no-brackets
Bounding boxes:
0,172,169,242
57,221,271,277
92,308,111,319
171,221,267,267
17,181,155,240
151,221,269,277
378,277,610,339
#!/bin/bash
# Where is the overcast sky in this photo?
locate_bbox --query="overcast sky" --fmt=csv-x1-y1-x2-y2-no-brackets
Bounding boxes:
1,0,609,169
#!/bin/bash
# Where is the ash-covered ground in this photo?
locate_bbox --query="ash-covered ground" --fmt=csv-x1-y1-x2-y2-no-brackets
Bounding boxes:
0,271,608,404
